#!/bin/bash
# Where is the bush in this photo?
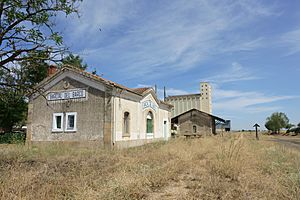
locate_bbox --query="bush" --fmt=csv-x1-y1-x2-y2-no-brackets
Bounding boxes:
286,128,300,135
0,132,26,144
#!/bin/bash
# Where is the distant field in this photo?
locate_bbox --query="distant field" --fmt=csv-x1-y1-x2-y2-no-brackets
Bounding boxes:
0,133,299,200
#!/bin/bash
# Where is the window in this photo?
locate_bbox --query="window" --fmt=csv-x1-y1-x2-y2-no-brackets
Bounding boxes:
52,113,64,132
193,125,197,133
52,112,77,132
123,112,130,136
146,111,154,133
65,112,77,131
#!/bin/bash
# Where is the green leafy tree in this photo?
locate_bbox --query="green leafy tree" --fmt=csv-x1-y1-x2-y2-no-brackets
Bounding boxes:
62,54,88,70
0,0,81,90
0,68,27,132
0,50,51,132
265,112,290,133
286,123,294,130
0,1,81,132
298,123,300,128
19,51,49,87
0,91,27,132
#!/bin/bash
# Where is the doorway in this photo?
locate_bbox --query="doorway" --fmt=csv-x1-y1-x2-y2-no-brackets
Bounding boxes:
163,120,168,140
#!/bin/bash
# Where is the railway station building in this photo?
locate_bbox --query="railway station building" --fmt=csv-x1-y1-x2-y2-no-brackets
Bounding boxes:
26,65,173,148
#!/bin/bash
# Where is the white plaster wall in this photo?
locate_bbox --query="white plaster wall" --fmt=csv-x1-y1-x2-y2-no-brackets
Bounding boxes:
114,96,142,141
114,93,171,142
158,108,170,139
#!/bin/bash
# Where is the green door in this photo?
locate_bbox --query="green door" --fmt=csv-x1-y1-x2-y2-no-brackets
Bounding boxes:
147,118,153,133
146,112,153,133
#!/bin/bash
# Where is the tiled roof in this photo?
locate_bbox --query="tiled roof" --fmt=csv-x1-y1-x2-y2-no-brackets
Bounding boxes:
61,65,142,96
131,87,152,95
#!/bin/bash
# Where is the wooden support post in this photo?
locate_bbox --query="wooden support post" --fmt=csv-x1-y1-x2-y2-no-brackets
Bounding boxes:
253,123,260,140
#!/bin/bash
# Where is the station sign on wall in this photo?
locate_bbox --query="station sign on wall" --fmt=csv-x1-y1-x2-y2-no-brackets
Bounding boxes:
142,100,157,112
47,89,86,101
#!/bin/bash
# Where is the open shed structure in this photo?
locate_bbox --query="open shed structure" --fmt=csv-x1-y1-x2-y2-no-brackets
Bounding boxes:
171,109,225,136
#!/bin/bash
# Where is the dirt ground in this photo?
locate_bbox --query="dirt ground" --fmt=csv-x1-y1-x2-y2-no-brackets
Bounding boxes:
1,133,299,199
267,135,300,151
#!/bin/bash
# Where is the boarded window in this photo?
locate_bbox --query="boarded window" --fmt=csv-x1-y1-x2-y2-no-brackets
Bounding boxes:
123,112,130,136
193,125,197,133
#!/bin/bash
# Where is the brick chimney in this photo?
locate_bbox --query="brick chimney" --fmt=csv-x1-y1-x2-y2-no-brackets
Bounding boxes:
48,65,57,76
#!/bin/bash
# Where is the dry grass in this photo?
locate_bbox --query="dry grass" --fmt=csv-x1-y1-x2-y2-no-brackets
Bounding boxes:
0,133,299,200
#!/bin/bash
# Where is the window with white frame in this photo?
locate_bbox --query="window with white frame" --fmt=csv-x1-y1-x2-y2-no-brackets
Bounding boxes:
65,112,77,132
52,113,64,132
52,112,77,132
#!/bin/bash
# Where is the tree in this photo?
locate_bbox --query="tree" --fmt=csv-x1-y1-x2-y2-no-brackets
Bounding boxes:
0,50,52,132
19,51,49,87
0,0,82,132
62,54,88,70
298,123,300,128
0,0,81,91
286,123,294,130
265,112,290,133
0,67,28,132
0,90,27,132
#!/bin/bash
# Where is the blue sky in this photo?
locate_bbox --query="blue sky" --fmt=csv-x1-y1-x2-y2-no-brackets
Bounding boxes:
57,0,299,130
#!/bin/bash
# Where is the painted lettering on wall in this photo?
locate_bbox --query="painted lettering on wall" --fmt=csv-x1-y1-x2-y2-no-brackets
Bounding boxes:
142,100,157,112
47,89,86,101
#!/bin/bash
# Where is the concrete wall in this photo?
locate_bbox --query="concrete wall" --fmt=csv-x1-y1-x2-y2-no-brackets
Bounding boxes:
200,82,212,114
114,138,165,149
28,77,106,143
165,82,212,117
165,95,201,117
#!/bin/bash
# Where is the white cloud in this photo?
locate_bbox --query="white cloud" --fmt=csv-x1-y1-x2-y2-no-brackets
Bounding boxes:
62,0,277,80
203,62,259,84
135,82,294,114
135,84,190,99
280,28,300,55
213,85,295,113
65,0,136,41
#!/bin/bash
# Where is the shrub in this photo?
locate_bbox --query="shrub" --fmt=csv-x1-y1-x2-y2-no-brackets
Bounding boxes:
286,128,300,134
0,132,26,144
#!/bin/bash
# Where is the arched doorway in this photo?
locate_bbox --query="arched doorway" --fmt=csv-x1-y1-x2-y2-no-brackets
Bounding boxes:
146,111,154,136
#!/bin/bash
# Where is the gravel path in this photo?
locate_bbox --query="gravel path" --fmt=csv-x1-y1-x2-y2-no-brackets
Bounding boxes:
267,136,300,151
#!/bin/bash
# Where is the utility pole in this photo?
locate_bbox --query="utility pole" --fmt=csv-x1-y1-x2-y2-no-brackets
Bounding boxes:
253,123,260,140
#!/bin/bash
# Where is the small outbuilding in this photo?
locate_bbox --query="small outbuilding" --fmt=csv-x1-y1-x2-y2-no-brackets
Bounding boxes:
171,109,225,137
